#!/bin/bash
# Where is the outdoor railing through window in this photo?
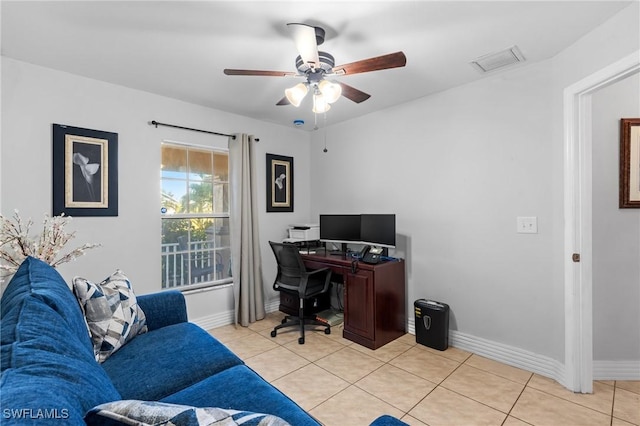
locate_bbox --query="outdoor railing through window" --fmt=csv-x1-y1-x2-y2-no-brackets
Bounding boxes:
161,241,231,289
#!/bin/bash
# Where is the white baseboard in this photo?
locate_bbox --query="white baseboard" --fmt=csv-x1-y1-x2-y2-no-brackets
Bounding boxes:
408,318,567,387
194,308,639,382
410,318,640,382
192,298,281,330
593,361,640,380
265,298,280,313
191,310,235,331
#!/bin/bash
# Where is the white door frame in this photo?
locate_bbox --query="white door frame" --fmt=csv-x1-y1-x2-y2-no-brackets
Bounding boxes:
563,50,640,393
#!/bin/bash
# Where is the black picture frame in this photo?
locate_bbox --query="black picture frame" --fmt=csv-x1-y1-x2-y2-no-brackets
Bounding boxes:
266,153,293,212
620,118,640,208
53,124,118,216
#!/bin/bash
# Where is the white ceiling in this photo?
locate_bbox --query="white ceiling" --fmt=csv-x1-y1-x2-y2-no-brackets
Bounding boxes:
1,1,631,131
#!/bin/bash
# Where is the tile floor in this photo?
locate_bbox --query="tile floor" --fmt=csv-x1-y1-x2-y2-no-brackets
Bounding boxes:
208,313,640,426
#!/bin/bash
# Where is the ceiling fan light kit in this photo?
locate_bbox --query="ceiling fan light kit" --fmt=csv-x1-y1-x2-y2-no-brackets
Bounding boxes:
284,82,308,107
312,90,331,114
223,22,407,120
318,80,342,103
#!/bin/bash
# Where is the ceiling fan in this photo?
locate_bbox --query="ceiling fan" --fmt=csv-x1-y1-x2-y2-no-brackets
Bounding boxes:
223,23,407,113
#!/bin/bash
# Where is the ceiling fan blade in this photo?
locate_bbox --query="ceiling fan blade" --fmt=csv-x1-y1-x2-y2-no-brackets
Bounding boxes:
337,82,371,103
287,23,320,69
276,96,291,106
333,51,407,76
224,69,296,77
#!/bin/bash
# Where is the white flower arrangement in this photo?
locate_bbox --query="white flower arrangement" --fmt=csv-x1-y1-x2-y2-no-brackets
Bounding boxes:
0,210,101,276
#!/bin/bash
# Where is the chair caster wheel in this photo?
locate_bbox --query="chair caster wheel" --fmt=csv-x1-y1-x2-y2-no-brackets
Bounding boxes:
270,330,277,338
298,337,305,344
324,328,331,335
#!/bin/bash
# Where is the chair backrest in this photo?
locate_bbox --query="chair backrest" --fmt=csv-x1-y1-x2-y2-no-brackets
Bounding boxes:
269,241,307,289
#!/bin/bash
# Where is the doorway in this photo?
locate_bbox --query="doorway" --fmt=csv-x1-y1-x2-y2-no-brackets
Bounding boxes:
563,50,640,393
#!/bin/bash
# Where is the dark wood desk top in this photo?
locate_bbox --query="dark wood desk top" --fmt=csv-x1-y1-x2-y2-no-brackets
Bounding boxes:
301,250,404,271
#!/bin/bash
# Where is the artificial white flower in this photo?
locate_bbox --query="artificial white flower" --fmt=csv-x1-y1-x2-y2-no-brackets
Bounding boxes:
0,210,100,275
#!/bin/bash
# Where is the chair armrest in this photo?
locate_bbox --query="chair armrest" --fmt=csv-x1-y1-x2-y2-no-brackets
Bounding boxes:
300,267,332,297
137,290,188,331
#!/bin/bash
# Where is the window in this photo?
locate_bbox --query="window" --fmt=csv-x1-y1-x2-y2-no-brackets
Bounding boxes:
160,142,230,290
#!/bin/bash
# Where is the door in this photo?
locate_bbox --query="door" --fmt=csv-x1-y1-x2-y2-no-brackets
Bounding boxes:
344,269,374,340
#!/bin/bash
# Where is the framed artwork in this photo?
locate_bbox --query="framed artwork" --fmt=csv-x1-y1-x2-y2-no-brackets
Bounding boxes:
53,124,118,216
266,153,293,212
620,118,640,208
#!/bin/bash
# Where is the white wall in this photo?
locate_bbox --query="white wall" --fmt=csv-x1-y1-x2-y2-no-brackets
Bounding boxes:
0,57,312,322
310,2,640,365
592,73,640,362
311,59,561,359
1,1,638,375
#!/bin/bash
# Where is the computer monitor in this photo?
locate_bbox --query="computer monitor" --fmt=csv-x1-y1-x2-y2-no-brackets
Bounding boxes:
319,214,361,245
361,214,396,248
319,214,396,249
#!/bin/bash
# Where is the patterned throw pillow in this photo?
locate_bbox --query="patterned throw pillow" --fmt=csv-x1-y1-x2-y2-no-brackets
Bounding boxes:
85,400,291,426
73,270,148,363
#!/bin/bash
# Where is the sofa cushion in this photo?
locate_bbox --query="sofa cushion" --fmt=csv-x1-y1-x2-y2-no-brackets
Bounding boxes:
162,365,321,426
370,415,410,426
1,256,92,352
85,400,291,426
102,322,243,400
136,291,187,331
73,270,148,363
0,296,121,425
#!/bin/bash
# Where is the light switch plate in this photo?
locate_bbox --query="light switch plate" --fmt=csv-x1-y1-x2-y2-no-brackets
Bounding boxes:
517,216,538,234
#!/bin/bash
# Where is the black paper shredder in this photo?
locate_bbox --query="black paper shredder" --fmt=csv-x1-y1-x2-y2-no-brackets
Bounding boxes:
414,299,449,351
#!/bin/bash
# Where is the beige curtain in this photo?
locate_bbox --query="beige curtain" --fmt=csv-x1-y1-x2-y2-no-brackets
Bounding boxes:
229,133,265,326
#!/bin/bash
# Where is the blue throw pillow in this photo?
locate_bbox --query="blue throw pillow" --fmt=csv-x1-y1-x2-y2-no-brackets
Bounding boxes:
85,400,291,426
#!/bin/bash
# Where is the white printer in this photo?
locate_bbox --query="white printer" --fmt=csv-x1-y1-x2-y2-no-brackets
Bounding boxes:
283,223,319,243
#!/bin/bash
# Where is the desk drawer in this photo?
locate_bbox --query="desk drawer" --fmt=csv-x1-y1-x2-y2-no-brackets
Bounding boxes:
304,261,344,276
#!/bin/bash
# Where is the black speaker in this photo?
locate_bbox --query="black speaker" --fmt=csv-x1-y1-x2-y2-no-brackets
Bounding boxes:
414,299,449,351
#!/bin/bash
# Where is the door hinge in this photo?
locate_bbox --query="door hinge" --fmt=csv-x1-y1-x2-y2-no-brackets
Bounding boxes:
572,253,581,263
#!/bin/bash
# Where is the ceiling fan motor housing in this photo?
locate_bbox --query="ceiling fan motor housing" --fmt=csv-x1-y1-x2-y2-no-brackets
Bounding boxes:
295,51,335,78
314,26,325,45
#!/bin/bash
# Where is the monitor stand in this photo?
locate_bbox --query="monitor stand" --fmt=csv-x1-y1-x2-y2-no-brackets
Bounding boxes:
329,243,350,258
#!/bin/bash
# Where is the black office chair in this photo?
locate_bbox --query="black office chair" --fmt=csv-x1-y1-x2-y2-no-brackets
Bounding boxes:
269,241,332,344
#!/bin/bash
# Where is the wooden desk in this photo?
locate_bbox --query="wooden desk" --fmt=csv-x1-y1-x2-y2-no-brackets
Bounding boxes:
300,251,406,350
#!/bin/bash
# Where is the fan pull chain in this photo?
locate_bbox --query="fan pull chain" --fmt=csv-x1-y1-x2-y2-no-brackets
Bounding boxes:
323,112,328,153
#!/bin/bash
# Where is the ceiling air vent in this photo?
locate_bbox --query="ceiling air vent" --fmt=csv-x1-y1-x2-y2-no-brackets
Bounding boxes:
470,45,525,73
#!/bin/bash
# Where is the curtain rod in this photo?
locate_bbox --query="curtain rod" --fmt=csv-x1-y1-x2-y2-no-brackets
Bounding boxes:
149,120,260,142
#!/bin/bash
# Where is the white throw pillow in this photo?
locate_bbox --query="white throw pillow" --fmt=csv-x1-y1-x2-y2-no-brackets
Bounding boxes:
73,270,148,363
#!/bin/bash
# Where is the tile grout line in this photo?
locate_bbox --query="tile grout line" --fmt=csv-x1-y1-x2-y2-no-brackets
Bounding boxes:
399,352,469,418
216,319,638,426
526,378,619,419
610,382,615,426
500,372,535,426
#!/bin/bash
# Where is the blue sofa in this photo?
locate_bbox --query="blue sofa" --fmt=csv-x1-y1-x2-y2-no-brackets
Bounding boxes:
1,257,406,425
